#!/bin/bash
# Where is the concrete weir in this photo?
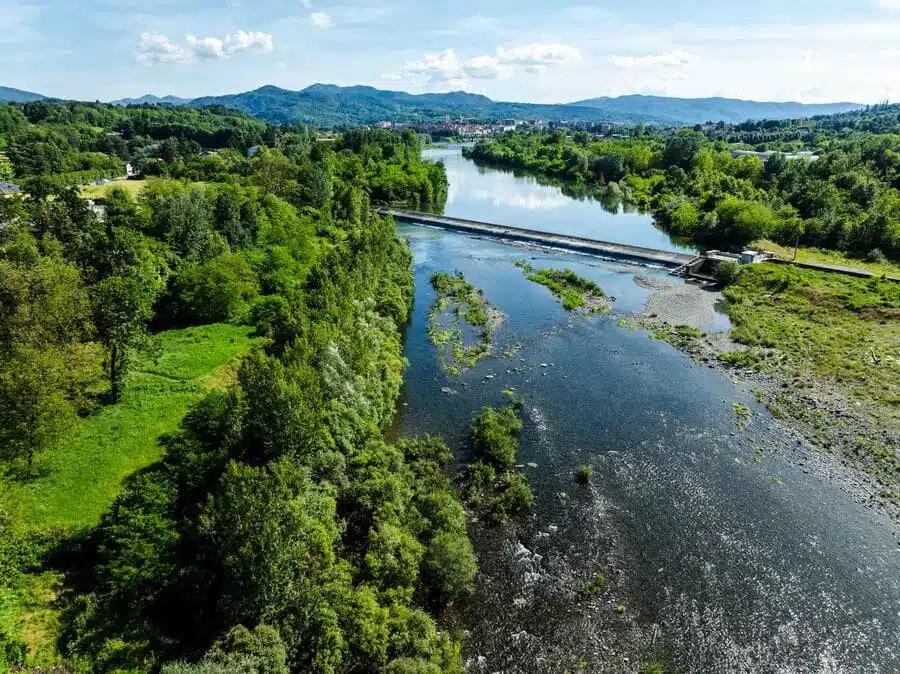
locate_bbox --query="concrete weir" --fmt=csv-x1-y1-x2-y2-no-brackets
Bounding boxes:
380,208,696,268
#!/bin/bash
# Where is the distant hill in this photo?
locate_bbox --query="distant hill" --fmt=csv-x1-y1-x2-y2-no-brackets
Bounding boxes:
0,86,46,103
111,94,193,106
189,84,672,127
2,82,867,128
569,95,863,125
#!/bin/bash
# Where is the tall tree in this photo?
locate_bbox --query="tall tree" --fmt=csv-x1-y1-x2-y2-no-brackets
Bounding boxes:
92,276,154,402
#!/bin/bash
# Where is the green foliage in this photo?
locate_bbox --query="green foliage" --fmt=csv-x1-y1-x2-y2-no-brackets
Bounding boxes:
525,267,608,312
92,275,156,401
428,272,502,375
724,264,899,475
639,663,664,674
1,108,468,672
6,324,259,531
577,465,592,484
466,128,900,259
715,259,742,286
173,252,260,324
583,573,605,597
489,473,533,521
470,405,523,469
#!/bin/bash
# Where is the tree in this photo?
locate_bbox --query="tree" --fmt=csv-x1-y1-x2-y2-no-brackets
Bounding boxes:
422,530,477,602
663,131,705,170
0,154,13,181
92,276,155,401
0,349,78,471
173,252,259,324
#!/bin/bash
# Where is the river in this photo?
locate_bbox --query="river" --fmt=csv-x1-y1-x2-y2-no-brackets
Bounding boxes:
393,146,899,673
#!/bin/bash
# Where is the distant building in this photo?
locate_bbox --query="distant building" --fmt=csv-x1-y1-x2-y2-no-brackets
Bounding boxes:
0,181,21,195
730,150,819,162
247,145,262,158
377,121,393,129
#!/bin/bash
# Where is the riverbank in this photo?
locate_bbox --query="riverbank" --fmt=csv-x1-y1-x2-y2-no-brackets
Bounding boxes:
623,269,899,522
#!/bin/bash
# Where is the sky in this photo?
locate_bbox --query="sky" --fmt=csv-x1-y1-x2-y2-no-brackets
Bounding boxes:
3,0,900,104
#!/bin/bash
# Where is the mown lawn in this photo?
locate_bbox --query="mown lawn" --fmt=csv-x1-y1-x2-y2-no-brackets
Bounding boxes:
7,323,261,532
80,179,149,199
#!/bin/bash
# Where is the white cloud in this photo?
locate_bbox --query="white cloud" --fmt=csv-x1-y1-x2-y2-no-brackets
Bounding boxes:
403,49,464,83
496,42,582,66
301,0,312,6
136,32,190,65
879,0,900,8
310,11,333,28
137,29,273,65
609,49,699,68
462,54,502,79
388,42,581,86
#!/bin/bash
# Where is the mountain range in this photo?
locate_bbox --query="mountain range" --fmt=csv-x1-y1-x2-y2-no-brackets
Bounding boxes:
0,86,46,103
110,94,193,106
0,83,864,127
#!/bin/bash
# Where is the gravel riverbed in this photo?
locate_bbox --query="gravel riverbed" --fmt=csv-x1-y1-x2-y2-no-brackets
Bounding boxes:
626,273,899,524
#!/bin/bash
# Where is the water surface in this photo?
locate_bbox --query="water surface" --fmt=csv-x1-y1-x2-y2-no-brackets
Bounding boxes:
394,225,898,673
424,145,695,253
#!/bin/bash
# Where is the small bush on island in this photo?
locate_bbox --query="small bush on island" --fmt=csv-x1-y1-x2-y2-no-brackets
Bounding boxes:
577,465,592,484
470,405,523,469
583,573,605,597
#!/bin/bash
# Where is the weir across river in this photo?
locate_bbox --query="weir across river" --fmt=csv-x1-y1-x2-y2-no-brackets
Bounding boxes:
380,208,696,268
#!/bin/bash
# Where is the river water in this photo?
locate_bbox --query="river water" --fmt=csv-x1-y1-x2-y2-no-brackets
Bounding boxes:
393,147,899,673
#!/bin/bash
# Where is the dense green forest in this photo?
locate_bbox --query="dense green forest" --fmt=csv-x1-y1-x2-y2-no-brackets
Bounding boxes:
0,103,470,672
465,109,900,259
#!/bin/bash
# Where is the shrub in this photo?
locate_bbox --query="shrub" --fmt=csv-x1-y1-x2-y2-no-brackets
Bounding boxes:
470,406,523,469
715,259,741,286
576,465,592,484
583,573,605,597
490,473,533,521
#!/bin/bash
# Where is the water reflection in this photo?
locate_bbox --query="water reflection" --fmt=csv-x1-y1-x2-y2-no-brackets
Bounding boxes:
424,145,695,252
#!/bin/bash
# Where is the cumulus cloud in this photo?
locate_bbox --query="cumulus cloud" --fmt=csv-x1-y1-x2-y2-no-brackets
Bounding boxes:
387,42,581,85
137,30,273,65
609,49,699,68
310,12,333,28
496,43,582,66
136,32,190,65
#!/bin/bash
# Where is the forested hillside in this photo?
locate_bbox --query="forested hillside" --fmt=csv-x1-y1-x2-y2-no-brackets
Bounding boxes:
465,118,900,259
0,104,469,672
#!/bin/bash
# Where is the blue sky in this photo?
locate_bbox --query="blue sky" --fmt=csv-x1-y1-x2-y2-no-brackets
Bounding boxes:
3,0,900,103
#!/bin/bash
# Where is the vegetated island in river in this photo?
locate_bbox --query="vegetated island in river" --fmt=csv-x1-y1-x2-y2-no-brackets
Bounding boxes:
428,271,506,375
516,261,611,312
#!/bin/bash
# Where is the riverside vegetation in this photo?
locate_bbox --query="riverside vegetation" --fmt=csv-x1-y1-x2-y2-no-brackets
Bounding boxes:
0,102,478,672
465,107,900,261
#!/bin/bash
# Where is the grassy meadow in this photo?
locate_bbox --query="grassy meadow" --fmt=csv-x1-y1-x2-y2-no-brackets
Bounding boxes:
5,323,261,532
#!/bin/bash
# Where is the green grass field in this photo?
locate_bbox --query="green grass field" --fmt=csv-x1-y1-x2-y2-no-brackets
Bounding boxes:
754,240,900,278
725,264,900,423
80,179,149,199
6,323,261,532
